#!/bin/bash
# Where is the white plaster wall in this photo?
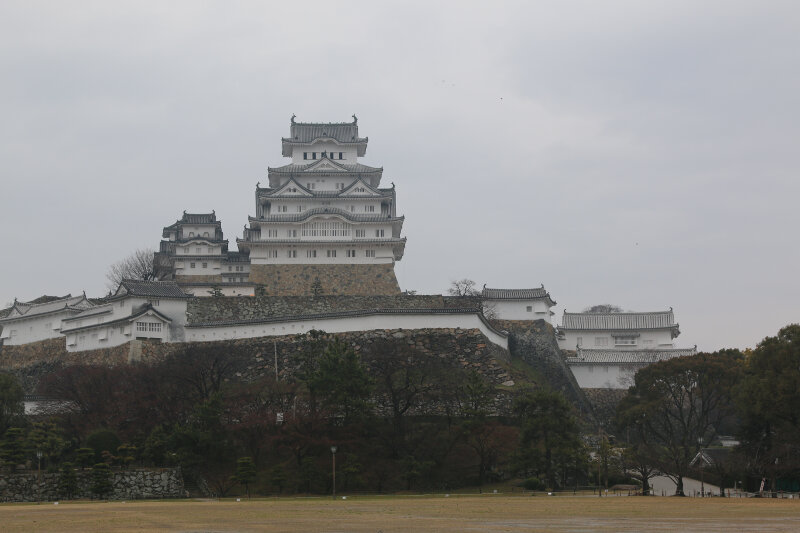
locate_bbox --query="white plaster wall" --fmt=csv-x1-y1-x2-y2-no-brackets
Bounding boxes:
290,144,358,164
568,364,637,389
175,258,222,276
248,243,396,264
186,312,508,350
558,329,675,351
488,300,553,323
0,311,77,345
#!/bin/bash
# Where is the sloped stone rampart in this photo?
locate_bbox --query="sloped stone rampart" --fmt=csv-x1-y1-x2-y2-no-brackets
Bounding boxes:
491,319,594,420
248,264,400,295
186,294,474,324
582,388,629,427
0,468,183,502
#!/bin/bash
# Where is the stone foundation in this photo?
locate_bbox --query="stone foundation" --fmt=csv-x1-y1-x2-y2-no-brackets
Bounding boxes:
248,263,400,296
0,467,184,502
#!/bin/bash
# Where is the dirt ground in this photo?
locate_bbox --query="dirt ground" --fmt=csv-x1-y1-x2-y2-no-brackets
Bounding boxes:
1,494,799,532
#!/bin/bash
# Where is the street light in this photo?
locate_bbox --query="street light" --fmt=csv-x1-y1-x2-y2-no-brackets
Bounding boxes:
36,450,43,504
331,446,337,500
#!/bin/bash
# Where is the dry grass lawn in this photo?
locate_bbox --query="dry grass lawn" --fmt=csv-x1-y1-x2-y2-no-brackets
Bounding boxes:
1,494,799,532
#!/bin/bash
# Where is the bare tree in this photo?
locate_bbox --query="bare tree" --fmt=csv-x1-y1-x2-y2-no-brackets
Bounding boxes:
583,304,624,313
448,278,479,297
105,248,156,291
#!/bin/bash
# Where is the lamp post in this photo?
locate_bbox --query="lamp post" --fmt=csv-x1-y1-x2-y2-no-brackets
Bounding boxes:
698,437,704,497
36,450,43,504
331,446,337,500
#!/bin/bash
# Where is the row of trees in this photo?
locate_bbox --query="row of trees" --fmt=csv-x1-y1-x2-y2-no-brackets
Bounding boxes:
614,324,800,495
0,331,596,496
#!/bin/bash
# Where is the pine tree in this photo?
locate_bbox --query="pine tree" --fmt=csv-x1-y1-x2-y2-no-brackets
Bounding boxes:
232,457,257,498
91,463,113,499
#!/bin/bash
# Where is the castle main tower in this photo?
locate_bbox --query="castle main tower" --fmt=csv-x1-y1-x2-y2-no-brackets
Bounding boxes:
238,116,406,295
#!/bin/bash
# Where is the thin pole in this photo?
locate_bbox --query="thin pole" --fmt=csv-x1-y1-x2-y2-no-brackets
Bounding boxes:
274,340,278,380
332,452,336,500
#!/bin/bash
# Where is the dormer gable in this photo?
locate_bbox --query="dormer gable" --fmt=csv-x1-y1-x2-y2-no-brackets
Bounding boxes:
274,178,313,197
302,158,350,173
339,178,381,197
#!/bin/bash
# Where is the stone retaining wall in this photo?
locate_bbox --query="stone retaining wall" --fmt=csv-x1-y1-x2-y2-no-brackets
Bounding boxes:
248,264,400,295
583,388,628,427
187,294,475,324
0,467,184,502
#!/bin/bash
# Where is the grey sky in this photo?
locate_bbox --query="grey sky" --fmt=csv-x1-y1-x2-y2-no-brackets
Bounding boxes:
1,1,798,351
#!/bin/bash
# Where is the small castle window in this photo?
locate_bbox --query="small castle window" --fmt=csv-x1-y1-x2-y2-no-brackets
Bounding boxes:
365,250,375,257
202,262,208,269
327,250,336,258
526,306,532,312
190,262,196,269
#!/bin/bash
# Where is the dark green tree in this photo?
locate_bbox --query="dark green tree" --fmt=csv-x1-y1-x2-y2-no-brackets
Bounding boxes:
616,351,743,496
117,444,137,469
58,462,78,499
310,278,323,296
0,427,29,468
736,325,800,487
255,284,267,297
232,456,257,498
207,286,223,298
76,447,95,469
270,465,287,494
86,429,121,463
513,388,584,490
308,339,373,422
91,463,113,499
27,420,66,468
0,373,24,436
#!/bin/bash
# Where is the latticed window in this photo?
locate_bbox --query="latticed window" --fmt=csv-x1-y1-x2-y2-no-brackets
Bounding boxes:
302,221,351,237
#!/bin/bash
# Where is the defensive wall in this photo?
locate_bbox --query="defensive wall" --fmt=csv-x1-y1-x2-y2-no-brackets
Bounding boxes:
0,467,184,502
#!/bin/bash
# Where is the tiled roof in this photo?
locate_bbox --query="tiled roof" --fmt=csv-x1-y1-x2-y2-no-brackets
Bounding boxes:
482,287,555,305
284,120,366,144
268,162,381,174
117,280,191,299
566,347,697,365
239,237,406,245
1,294,91,321
181,212,217,224
62,304,113,322
560,310,677,331
62,304,172,334
248,208,404,224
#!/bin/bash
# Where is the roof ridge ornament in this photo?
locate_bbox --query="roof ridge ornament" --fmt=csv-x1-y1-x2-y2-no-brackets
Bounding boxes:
352,114,357,124
291,114,296,124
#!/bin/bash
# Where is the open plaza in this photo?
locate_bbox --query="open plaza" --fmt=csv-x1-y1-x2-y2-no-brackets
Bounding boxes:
2,494,800,532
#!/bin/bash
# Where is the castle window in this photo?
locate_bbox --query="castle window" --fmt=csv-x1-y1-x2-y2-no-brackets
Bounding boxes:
287,229,297,238
202,262,208,269
526,306,532,312
615,336,637,346
287,250,297,258
346,249,356,257
189,232,195,237
350,205,356,212
203,232,209,237
196,247,201,254
355,229,365,238
268,229,278,238
303,152,308,160
375,229,385,237
297,206,303,212
312,152,317,160
307,250,317,258
365,250,375,257
338,152,343,159
228,266,232,271
365,205,375,212
308,183,316,190
190,262,196,269
268,250,278,258
336,183,345,190
355,187,365,193
327,250,336,258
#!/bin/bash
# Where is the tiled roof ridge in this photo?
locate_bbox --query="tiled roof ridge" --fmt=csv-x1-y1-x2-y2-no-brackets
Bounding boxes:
563,309,673,316
247,208,404,224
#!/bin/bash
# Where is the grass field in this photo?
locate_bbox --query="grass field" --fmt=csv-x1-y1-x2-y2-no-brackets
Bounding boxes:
2,494,799,532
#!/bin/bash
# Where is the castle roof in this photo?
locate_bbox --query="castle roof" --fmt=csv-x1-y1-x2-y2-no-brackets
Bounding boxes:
62,304,172,335
482,287,556,306
0,294,92,322
113,280,191,299
248,208,404,225
565,347,697,365
268,161,382,175
560,310,678,332
282,117,367,156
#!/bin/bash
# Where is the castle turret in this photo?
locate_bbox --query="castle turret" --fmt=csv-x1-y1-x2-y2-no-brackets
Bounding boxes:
238,117,406,295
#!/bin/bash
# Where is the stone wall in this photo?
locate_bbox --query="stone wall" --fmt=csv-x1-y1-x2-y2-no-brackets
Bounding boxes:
582,388,628,428
175,274,223,283
492,319,594,421
248,264,400,295
187,294,474,324
0,467,184,502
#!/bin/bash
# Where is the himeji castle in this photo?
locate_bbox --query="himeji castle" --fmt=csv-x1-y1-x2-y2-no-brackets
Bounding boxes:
238,115,406,296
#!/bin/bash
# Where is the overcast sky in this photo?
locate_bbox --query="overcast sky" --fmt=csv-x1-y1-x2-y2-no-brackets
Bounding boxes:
1,1,798,351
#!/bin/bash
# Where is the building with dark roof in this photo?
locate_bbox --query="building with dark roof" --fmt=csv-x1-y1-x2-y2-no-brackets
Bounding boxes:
481,286,557,323
557,308,696,388
0,294,93,345
155,211,254,297
238,116,405,296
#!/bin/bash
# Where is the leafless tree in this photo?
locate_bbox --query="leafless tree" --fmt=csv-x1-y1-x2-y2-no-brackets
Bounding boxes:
583,304,624,313
105,248,156,291
448,278,479,297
